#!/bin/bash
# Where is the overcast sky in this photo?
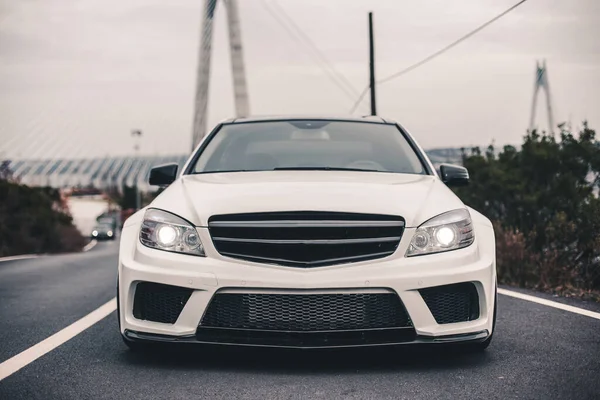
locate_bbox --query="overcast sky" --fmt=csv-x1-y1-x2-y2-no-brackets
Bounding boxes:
1,0,599,159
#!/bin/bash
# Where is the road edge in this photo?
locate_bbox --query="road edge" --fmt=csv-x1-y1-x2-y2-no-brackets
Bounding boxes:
0,239,99,263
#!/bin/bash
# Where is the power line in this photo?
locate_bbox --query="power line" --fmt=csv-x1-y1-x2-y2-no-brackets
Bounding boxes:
260,0,366,109
350,0,530,113
379,0,529,84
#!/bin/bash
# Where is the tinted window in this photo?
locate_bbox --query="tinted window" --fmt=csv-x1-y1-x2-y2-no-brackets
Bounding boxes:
191,120,426,175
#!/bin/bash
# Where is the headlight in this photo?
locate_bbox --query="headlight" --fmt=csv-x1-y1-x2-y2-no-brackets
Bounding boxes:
406,209,474,257
92,230,98,236
139,208,205,256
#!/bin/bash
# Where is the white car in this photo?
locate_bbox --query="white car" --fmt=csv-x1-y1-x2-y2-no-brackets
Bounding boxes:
117,116,497,351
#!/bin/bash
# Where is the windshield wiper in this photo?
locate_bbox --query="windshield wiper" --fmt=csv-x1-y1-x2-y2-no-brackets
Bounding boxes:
273,166,384,172
193,169,254,174
193,167,391,174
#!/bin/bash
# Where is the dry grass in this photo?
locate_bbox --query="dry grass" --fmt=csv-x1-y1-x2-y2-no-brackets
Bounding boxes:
494,222,600,302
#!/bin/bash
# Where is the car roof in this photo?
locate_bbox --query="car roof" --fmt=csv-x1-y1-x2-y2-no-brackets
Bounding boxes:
223,115,395,125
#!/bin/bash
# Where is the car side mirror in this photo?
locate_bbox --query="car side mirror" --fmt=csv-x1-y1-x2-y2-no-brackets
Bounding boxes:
149,163,178,186
439,164,469,187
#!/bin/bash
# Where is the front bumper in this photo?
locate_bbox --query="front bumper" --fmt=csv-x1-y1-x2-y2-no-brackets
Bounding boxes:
118,217,496,349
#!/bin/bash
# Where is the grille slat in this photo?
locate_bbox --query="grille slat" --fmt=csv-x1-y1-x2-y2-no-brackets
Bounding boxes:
133,282,193,324
218,250,396,267
201,292,412,332
419,282,480,324
209,211,404,267
209,220,404,228
212,236,401,245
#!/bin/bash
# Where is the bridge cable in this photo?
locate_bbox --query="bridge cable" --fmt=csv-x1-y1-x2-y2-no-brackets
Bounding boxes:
349,0,530,113
269,1,361,98
261,0,367,110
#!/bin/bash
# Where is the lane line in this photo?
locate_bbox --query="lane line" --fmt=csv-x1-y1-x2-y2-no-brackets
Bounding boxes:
83,240,98,252
0,298,117,381
499,288,600,320
0,255,40,263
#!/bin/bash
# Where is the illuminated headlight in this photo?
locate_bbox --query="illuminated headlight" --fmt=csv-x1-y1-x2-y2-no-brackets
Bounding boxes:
107,231,113,237
406,209,474,257
92,230,98,236
139,208,205,256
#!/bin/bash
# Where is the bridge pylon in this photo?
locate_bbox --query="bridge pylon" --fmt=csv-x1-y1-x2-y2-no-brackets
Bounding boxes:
529,59,555,135
191,0,250,150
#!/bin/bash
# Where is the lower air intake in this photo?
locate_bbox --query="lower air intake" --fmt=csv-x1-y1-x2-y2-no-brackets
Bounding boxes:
200,292,412,331
419,282,480,324
133,282,193,324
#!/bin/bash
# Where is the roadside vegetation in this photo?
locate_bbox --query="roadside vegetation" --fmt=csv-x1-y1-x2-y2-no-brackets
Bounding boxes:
2,125,599,300
453,122,600,300
0,164,86,257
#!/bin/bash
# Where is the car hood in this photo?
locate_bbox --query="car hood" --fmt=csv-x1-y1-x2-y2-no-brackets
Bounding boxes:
150,171,466,228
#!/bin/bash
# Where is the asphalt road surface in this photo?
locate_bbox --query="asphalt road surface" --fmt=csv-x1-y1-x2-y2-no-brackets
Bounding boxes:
1,241,599,400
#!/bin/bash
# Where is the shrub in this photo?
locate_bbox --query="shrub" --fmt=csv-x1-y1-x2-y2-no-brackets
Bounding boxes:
0,179,86,257
454,123,600,293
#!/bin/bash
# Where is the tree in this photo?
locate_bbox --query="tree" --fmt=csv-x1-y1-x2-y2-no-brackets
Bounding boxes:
0,181,86,257
453,123,600,292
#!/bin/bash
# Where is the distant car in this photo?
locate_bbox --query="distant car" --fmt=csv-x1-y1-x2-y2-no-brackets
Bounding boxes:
97,216,118,231
91,224,115,241
117,116,497,352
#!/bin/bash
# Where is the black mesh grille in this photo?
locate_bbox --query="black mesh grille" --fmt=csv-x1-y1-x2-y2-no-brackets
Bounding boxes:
201,292,412,331
133,282,193,324
419,282,480,324
208,211,405,268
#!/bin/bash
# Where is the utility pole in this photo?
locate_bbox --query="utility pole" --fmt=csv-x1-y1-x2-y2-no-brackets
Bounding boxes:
131,130,142,211
368,11,377,116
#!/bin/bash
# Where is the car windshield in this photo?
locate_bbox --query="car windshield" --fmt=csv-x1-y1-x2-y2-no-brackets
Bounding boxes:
190,120,426,175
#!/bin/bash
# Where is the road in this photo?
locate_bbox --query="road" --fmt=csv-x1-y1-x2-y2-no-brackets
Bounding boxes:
1,242,599,400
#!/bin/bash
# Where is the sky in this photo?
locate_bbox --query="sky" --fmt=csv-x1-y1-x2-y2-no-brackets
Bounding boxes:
0,0,599,159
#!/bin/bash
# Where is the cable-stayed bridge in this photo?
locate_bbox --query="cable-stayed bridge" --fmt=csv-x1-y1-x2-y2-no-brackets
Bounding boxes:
3,155,187,192
1,0,529,193
1,148,464,191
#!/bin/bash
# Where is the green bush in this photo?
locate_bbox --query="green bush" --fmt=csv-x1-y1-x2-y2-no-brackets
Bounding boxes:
453,123,600,293
0,179,86,257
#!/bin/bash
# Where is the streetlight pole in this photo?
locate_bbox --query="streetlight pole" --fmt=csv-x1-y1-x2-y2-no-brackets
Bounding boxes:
368,11,377,116
131,130,142,211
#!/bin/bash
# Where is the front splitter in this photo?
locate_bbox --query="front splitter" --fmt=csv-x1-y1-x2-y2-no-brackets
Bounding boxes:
123,329,489,350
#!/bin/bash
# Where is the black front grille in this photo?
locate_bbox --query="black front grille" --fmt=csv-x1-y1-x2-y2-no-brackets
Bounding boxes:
208,211,405,267
200,292,412,331
133,282,193,324
419,282,480,324
195,327,416,348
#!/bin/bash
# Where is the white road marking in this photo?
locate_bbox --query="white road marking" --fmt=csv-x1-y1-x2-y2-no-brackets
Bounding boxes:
499,288,600,320
83,240,98,252
0,298,117,381
0,255,40,263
